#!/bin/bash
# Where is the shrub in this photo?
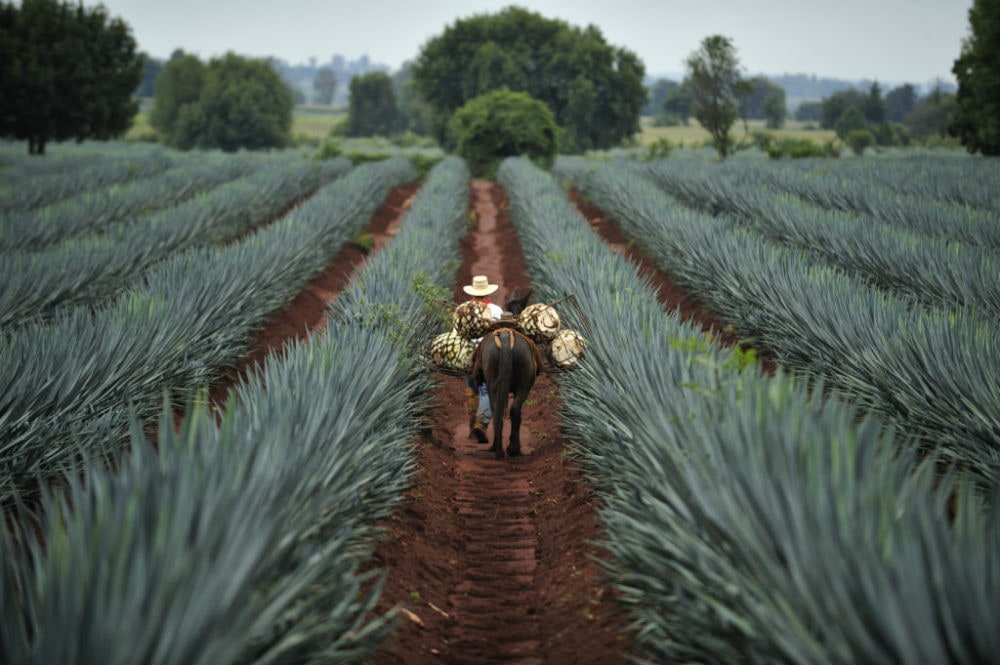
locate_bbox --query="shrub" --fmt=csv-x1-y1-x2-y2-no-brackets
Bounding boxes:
446,88,558,179
652,113,682,127
641,137,673,162
873,121,910,147
765,137,830,159
408,154,445,180
315,139,343,161
846,128,876,155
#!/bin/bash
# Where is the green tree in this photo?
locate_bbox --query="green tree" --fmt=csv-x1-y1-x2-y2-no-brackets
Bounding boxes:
412,6,645,153
468,40,527,94
834,105,869,141
136,53,164,98
345,71,399,137
0,0,143,155
446,88,557,178
820,89,867,129
908,87,959,142
762,95,787,129
313,67,337,106
950,0,1000,155
150,50,205,146
885,83,917,123
741,76,786,120
662,80,694,125
394,60,434,136
685,34,746,159
152,52,293,151
794,101,822,122
862,82,886,124
644,78,679,116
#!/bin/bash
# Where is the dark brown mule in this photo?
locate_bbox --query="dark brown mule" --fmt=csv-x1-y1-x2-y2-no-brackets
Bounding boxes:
472,289,544,459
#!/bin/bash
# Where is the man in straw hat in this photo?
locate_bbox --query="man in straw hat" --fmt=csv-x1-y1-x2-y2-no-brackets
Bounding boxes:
463,275,503,442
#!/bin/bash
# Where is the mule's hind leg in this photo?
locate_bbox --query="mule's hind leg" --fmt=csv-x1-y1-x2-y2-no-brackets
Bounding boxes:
506,396,524,457
491,412,505,459
489,386,505,459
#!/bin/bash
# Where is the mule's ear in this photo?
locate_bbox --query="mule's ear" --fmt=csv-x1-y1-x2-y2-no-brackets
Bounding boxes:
524,288,533,304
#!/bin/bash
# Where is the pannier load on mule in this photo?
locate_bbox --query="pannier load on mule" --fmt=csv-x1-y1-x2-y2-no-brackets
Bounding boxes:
424,277,588,460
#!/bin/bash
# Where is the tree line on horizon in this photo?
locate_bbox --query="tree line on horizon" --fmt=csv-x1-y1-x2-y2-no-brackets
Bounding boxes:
1,0,997,158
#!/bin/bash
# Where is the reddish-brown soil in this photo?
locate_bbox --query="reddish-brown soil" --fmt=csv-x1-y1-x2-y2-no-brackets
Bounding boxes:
205,176,775,665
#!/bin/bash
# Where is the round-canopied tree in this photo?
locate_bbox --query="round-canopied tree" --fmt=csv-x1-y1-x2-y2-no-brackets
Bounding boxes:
447,88,557,178
0,0,143,155
150,51,205,147
950,0,1000,155
413,6,645,153
345,71,399,137
152,51,293,151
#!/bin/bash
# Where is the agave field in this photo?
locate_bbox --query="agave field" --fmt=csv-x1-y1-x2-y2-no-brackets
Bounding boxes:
1,140,999,665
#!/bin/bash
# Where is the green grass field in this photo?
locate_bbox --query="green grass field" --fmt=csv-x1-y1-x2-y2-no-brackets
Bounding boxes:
126,106,347,144
636,117,837,148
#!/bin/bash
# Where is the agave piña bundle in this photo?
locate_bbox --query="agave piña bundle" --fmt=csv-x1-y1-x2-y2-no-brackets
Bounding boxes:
518,303,560,342
452,300,493,340
429,331,476,372
549,328,587,367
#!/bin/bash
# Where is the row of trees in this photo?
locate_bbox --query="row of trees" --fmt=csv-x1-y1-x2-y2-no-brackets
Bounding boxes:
792,83,957,147
647,0,998,159
646,75,787,130
1,0,997,158
647,59,962,157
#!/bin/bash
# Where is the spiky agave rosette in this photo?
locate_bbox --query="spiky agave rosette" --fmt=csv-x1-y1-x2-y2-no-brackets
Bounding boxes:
452,300,493,340
518,303,561,343
429,331,476,372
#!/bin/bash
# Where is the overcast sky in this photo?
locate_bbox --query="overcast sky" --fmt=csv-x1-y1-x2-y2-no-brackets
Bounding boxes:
95,0,972,86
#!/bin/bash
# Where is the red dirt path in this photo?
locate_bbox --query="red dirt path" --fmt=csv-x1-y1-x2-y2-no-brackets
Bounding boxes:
206,175,774,665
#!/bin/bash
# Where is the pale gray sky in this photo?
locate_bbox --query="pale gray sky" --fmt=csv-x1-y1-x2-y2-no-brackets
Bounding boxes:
95,0,972,85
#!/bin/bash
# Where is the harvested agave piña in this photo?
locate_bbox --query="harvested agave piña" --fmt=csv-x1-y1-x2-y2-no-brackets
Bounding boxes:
518,303,560,342
549,329,586,367
452,301,493,340
429,331,476,372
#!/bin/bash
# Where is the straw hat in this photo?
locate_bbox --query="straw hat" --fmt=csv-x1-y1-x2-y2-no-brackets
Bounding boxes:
463,275,499,297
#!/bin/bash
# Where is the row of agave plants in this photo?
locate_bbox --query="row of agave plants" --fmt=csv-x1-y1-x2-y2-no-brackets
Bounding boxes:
554,157,1000,483
746,153,1000,214
622,156,1000,312
498,155,1000,665
1,156,352,327
0,155,471,664
0,156,415,508
621,152,1000,249
0,142,178,214
2,151,255,252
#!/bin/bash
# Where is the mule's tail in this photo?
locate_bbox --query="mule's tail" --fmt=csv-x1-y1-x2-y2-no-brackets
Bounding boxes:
492,329,514,431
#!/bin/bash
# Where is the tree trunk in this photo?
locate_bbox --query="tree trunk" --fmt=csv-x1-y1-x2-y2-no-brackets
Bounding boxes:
28,136,47,155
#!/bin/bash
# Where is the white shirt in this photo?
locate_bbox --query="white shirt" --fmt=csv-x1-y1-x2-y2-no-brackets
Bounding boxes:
460,300,504,345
